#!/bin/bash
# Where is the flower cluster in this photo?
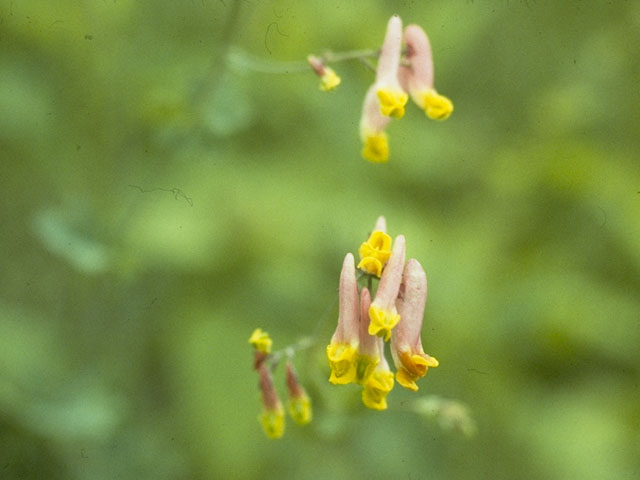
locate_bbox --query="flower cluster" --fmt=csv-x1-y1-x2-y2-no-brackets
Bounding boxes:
326,217,439,410
249,329,312,439
308,15,453,163
360,15,453,163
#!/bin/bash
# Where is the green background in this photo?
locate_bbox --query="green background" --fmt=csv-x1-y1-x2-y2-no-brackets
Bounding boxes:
1,0,639,478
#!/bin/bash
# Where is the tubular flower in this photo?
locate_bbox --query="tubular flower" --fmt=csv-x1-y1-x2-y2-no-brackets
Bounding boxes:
285,362,312,425
326,253,360,385
359,16,407,163
357,216,392,277
359,86,391,163
358,287,394,410
368,235,406,341
375,16,408,119
392,259,439,392
398,24,453,121
258,363,285,439
308,55,341,91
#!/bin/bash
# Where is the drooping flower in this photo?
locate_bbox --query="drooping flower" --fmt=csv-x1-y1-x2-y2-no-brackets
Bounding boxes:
308,55,341,91
358,287,394,410
326,253,360,385
357,216,392,277
258,363,285,439
285,362,312,425
391,259,439,391
368,235,406,341
398,25,453,121
375,16,409,119
359,15,408,163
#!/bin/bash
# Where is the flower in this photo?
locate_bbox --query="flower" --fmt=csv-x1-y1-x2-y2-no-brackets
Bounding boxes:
258,363,285,439
285,362,312,425
391,259,439,391
249,328,272,354
375,16,409,119
359,15,408,163
308,55,341,91
357,216,392,277
368,235,406,341
326,253,360,385
398,25,453,121
249,327,273,369
358,287,394,410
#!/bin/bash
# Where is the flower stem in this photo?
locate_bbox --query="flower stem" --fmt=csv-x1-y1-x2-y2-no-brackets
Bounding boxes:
227,47,381,75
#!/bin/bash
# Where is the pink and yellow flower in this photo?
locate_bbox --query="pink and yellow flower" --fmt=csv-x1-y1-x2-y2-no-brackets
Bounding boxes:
391,259,439,391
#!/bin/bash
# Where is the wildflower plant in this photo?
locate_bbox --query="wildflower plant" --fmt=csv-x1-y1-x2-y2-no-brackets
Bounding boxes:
249,217,457,439
326,217,439,410
308,15,453,163
244,14,460,441
248,328,312,439
231,14,453,164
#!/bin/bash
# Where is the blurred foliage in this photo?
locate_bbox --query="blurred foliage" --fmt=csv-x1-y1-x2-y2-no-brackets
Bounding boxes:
1,0,639,479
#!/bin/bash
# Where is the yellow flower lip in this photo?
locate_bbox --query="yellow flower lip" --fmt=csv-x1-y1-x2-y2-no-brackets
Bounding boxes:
377,88,409,119
423,89,453,120
356,354,380,385
288,394,312,426
362,132,389,163
361,368,395,410
358,231,392,276
357,257,383,277
368,305,400,342
260,406,285,439
326,342,359,385
395,351,439,391
320,68,341,91
249,328,272,354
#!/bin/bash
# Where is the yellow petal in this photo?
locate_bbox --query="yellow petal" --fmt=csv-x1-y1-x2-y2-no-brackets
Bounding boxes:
423,89,453,121
361,369,395,410
368,305,400,341
377,88,409,119
260,406,285,439
326,342,359,385
248,328,272,354
288,394,312,425
362,132,389,163
320,67,341,91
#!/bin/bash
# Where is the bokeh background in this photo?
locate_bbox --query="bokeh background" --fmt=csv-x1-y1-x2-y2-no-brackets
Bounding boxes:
2,0,639,478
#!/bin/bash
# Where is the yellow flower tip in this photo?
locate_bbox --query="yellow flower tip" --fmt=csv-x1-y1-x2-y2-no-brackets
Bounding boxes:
362,132,389,163
288,394,312,426
377,88,409,119
358,231,392,276
395,352,438,391
326,342,359,385
366,231,392,252
395,368,419,392
361,369,395,410
260,406,285,439
426,355,439,368
249,328,272,354
423,89,454,121
357,256,383,277
356,354,380,385
319,68,341,91
368,305,400,342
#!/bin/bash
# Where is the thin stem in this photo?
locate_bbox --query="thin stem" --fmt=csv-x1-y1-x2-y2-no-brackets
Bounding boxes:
321,48,380,63
227,47,382,75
